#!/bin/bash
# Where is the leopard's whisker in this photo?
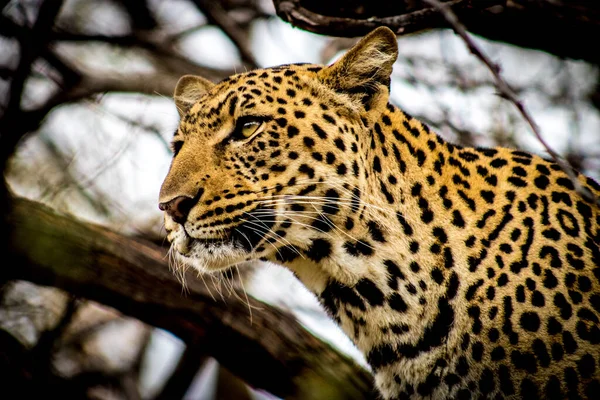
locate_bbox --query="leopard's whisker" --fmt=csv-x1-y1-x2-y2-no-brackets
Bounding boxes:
248,207,364,244
198,271,217,301
249,181,404,219
209,273,226,302
238,217,298,259
241,211,299,250
242,214,337,239
250,196,419,232
235,264,254,324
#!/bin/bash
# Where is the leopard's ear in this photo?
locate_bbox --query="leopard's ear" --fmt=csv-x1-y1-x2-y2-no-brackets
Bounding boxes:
174,75,215,117
319,27,398,107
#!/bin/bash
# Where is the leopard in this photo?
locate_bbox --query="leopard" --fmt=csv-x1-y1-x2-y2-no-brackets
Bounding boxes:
158,27,600,399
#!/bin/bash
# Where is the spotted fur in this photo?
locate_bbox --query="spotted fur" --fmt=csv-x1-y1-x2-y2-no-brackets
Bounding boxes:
159,27,600,399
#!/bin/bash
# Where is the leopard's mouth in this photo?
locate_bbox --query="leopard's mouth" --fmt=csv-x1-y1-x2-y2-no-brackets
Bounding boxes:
171,207,277,271
192,237,231,246
191,206,276,249
172,234,244,272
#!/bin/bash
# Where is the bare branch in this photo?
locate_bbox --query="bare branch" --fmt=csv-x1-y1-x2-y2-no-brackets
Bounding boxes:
154,344,209,400
273,0,501,37
0,0,64,167
273,0,600,64
11,69,179,137
421,0,596,204
189,0,259,68
119,0,158,31
0,67,13,80
39,49,82,86
50,29,234,81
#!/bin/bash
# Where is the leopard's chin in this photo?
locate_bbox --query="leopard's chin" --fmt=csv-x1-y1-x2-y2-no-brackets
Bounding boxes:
169,231,250,272
173,239,250,272
167,206,279,272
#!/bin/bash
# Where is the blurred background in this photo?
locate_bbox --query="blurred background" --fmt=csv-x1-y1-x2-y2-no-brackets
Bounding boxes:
1,0,599,399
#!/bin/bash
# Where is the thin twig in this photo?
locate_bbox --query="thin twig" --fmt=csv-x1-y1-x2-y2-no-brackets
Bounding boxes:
0,0,64,168
190,0,259,68
421,0,596,204
164,23,208,45
50,29,233,81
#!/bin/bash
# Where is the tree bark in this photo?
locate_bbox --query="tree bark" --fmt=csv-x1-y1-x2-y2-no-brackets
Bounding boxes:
273,0,600,64
2,196,375,399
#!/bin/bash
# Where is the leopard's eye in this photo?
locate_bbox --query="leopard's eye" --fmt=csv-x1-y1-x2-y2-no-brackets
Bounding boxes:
231,117,266,141
240,120,262,138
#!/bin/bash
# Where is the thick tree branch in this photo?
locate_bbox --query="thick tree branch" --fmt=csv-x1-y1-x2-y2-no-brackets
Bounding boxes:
273,0,600,64
274,0,500,37
2,196,375,399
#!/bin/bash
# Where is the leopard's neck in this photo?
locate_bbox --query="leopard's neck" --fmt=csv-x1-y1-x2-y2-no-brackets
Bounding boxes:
267,103,469,377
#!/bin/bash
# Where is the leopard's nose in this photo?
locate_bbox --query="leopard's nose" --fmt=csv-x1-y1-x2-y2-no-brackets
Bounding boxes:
159,195,196,225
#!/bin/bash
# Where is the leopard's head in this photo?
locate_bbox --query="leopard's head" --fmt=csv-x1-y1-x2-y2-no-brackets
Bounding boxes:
159,27,398,272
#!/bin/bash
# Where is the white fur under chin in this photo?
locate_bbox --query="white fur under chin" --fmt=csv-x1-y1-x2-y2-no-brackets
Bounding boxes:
173,239,249,273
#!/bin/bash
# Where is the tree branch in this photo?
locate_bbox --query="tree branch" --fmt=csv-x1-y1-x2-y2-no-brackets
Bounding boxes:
273,0,501,37
273,0,600,64
0,0,64,168
10,69,179,137
119,0,158,31
0,9,236,173
421,0,596,204
49,29,234,81
154,344,209,400
190,0,259,68
3,196,375,399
